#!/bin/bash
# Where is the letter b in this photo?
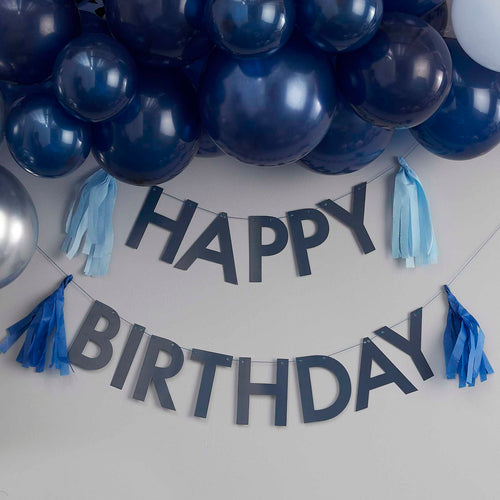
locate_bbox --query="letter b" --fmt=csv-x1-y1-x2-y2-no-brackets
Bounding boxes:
69,301,121,370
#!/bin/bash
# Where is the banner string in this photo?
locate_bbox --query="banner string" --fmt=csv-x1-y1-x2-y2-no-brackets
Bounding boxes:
34,209,500,365
30,141,500,364
160,142,421,221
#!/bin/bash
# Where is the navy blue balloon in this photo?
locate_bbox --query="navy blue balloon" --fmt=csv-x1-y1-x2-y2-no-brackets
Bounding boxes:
206,0,295,57
302,91,393,174
411,39,500,160
183,54,212,88
105,0,212,67
199,36,337,165
0,91,5,143
384,0,443,16
6,94,91,177
80,10,109,34
54,34,137,123
93,69,201,186
296,0,383,53
0,80,54,116
337,13,452,129
183,54,224,157
0,0,80,84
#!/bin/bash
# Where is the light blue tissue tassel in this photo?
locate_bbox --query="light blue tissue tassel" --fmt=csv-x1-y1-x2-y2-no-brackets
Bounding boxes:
62,170,117,277
392,157,438,268
443,285,494,388
0,276,73,375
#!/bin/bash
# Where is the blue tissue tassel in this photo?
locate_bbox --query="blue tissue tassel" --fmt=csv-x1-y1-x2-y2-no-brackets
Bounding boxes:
0,276,73,375
443,285,494,387
392,157,438,268
62,169,117,277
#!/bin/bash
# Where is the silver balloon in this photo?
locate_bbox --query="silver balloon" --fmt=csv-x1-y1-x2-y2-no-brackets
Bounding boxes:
0,165,38,288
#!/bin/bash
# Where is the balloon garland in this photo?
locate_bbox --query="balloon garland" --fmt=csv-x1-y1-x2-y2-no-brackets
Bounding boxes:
0,0,499,182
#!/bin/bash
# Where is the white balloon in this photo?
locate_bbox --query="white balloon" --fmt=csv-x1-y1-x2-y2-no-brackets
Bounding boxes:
452,0,500,72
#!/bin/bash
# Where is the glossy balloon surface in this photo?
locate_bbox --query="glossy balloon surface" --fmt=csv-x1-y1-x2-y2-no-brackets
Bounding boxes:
452,0,500,73
302,91,393,174
411,39,500,160
337,13,452,129
105,0,212,67
54,34,137,122
183,54,211,88
6,94,91,177
93,69,201,186
0,165,38,289
0,80,54,109
206,0,295,57
183,54,224,157
199,36,337,165
0,0,80,84
0,92,4,143
80,10,109,34
296,0,383,53
384,0,443,16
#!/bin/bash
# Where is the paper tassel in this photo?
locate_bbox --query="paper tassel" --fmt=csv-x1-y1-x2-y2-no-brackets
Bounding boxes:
62,169,117,277
392,157,438,268
0,276,73,375
443,285,494,387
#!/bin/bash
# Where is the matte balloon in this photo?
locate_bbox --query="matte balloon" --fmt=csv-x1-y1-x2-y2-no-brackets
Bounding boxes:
80,10,109,34
384,0,443,16
199,36,337,165
206,0,295,57
0,0,81,84
54,34,137,123
0,165,38,289
301,91,393,174
183,54,224,158
6,94,91,178
105,0,212,67
93,69,201,186
411,39,500,161
337,13,452,129
296,0,383,53
452,0,500,73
